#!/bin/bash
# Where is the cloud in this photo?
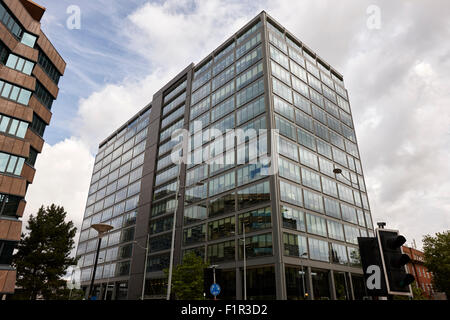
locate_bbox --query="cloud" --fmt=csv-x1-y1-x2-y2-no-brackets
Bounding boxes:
22,0,450,254
23,138,94,252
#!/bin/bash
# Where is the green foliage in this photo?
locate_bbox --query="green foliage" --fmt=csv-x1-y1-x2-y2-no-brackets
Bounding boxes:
164,252,208,300
423,231,450,297
12,204,78,300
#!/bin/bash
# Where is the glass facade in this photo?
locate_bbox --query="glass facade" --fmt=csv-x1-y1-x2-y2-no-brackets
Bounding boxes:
76,13,374,300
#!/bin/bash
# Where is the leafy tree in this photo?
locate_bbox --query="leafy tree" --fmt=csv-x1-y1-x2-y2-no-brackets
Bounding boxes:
423,231,450,298
12,204,78,300
164,252,208,300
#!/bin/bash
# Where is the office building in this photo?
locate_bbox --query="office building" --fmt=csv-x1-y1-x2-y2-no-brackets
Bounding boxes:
76,11,374,300
0,0,66,295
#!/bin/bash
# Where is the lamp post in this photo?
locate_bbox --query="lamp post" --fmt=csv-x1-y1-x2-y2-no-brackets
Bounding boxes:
167,179,205,300
88,223,114,300
132,233,150,300
299,252,307,299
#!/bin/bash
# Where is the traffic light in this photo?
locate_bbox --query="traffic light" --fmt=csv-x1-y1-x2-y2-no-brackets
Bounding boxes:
377,229,415,295
358,237,387,296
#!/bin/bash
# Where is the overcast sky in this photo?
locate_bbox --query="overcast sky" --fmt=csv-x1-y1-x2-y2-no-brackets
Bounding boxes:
24,0,450,251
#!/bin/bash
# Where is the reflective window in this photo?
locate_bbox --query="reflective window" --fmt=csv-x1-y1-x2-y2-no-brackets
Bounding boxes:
281,205,305,231
238,207,271,234
283,233,308,258
308,238,329,262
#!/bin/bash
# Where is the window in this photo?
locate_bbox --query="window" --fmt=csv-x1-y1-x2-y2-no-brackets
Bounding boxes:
281,206,305,231
208,216,235,240
149,233,172,252
183,224,206,245
327,220,345,241
236,46,262,74
283,233,307,258
278,157,300,183
341,204,358,224
184,203,207,225
151,197,176,217
191,82,210,106
211,80,234,106
237,21,261,44
272,77,292,103
0,114,28,138
344,225,360,244
303,189,324,213
0,193,22,217
279,180,302,206
212,65,234,92
190,98,210,120
208,240,235,263
0,152,25,176
306,213,327,237
153,181,177,201
211,96,235,123
308,238,329,262
275,115,296,141
208,193,235,217
237,163,268,186
213,51,234,76
271,61,290,85
299,147,318,170
34,81,53,110
278,137,298,161
293,92,311,114
185,183,207,203
295,110,314,133
240,233,272,258
273,95,294,119
236,31,261,58
209,171,235,197
164,80,187,104
5,53,34,75
150,216,173,234
237,180,270,210
331,243,348,265
269,45,289,69
321,176,338,197
0,80,31,105
238,207,271,233
338,183,354,204
236,95,265,125
301,167,321,191
290,60,307,82
292,77,309,98
297,128,316,151
30,113,46,137
237,62,263,90
236,78,264,107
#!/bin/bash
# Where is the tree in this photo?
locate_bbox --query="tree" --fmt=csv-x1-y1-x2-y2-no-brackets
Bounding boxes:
423,231,450,298
164,252,208,300
12,204,78,300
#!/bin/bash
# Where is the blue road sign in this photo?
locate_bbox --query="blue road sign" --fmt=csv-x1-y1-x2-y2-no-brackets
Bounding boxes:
210,283,221,296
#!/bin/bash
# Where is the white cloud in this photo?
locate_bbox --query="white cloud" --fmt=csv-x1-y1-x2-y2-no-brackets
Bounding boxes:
21,0,450,254
23,138,94,249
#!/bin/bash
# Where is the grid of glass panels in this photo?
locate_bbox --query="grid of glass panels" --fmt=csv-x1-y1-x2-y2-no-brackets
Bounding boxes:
177,19,273,265
77,108,150,280
267,20,373,265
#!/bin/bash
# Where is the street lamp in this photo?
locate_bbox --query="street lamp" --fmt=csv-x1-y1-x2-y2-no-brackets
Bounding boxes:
132,233,150,300
299,252,307,299
88,223,114,300
166,178,205,300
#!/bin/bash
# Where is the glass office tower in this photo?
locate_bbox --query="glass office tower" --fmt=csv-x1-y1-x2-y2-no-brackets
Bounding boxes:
76,11,374,300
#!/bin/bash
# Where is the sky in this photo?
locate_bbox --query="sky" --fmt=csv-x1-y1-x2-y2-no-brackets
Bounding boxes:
23,0,450,252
